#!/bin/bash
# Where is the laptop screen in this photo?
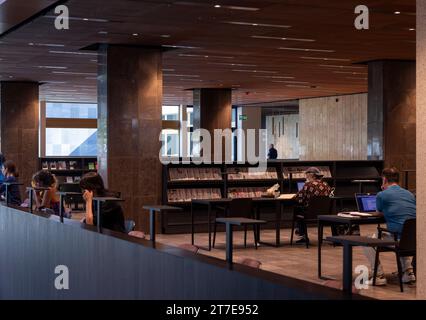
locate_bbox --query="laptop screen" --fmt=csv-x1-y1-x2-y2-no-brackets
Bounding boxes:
355,194,377,212
297,182,305,191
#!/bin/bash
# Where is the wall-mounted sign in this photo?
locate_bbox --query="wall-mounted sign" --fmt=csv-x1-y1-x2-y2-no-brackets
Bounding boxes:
239,115,248,121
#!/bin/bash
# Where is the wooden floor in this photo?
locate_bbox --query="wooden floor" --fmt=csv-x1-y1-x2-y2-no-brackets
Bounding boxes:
156,224,416,300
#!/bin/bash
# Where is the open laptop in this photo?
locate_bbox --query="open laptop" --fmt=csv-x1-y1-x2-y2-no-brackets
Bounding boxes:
355,193,377,214
297,182,305,191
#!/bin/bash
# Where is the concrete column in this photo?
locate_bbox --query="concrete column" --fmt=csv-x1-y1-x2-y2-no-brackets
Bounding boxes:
368,60,416,174
193,88,232,161
97,45,163,232
416,0,426,300
0,81,39,194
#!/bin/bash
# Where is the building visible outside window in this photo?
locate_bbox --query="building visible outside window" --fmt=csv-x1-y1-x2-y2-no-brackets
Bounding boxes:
161,105,181,157
43,102,98,157
162,105,179,120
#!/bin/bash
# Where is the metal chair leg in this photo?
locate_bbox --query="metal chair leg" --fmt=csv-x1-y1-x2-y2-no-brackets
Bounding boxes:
213,221,217,248
396,252,404,293
373,249,380,286
290,216,296,246
244,225,247,248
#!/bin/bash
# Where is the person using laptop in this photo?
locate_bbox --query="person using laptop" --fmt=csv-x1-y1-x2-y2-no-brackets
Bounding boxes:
363,167,416,286
293,167,332,244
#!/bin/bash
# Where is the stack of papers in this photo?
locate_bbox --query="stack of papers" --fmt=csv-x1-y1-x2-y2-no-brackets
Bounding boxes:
278,194,297,200
337,211,373,218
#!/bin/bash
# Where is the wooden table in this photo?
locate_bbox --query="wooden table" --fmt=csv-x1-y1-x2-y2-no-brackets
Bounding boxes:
191,199,232,250
143,205,183,242
326,236,396,294
317,214,385,279
191,197,296,250
216,217,266,266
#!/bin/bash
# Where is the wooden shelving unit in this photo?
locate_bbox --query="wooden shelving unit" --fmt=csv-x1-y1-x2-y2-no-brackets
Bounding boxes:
161,160,384,234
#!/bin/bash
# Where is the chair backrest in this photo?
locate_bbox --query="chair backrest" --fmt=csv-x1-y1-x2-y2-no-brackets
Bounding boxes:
228,198,253,218
399,218,416,254
124,220,136,233
304,196,333,220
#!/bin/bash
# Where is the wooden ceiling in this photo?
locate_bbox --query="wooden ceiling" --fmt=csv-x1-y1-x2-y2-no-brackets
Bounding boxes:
0,0,416,105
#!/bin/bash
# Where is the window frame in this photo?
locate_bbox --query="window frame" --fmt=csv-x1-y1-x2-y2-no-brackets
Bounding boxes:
40,101,98,157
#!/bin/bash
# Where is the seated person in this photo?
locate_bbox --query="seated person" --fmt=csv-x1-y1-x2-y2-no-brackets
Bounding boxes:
363,167,416,286
80,172,125,233
0,160,22,205
0,153,6,185
32,170,61,215
294,167,332,244
268,144,278,160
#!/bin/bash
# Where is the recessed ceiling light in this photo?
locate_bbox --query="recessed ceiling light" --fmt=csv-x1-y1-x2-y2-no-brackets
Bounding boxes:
394,11,401,15
83,18,89,21
232,69,278,74
224,21,291,28
319,64,364,69
278,47,334,53
49,50,97,56
28,42,65,47
409,28,415,31
252,35,315,42
35,65,68,69
214,4,221,8
132,33,139,36
162,45,201,49
300,56,350,62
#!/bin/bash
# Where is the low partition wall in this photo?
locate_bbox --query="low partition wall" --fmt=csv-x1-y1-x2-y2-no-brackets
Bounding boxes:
0,204,367,300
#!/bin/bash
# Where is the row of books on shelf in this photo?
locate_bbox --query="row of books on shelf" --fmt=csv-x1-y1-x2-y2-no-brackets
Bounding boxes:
282,166,332,179
227,168,278,180
41,161,97,171
167,188,222,203
168,166,333,181
169,168,222,181
228,187,268,199
56,176,82,184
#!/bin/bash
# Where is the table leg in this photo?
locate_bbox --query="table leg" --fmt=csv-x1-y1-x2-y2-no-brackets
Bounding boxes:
59,194,64,223
191,203,194,245
150,209,156,242
208,204,212,251
96,200,102,233
318,222,323,278
275,202,282,247
342,243,353,294
29,189,33,213
5,184,9,206
226,223,233,267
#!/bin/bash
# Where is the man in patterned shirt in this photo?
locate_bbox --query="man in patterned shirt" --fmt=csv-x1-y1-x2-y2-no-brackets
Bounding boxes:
294,167,332,244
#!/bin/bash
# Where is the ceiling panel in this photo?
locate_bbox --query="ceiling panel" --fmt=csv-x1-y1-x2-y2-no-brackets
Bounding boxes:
0,0,416,105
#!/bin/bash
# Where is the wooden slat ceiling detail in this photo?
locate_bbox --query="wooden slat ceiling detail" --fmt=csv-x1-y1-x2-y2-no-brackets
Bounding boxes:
0,0,416,105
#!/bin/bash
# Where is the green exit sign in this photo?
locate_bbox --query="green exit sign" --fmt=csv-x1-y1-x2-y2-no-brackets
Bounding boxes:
239,115,248,121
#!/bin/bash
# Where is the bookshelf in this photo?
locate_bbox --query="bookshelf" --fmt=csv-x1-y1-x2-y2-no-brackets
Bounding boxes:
161,160,384,234
39,157,97,184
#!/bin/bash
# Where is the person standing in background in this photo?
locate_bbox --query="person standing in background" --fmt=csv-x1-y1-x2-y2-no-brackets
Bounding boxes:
0,154,6,184
268,144,278,160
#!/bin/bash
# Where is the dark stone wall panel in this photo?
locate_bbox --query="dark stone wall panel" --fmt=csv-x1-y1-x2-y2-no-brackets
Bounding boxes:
0,81,39,195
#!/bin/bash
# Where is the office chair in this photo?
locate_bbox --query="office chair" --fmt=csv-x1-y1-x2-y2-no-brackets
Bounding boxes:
373,218,416,292
290,196,333,248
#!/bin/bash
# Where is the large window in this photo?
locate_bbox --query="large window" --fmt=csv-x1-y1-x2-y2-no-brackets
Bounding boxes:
41,102,98,157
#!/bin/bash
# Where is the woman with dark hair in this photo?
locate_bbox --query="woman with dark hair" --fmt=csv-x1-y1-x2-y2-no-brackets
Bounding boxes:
0,153,6,184
80,172,125,233
32,170,61,215
0,160,22,205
